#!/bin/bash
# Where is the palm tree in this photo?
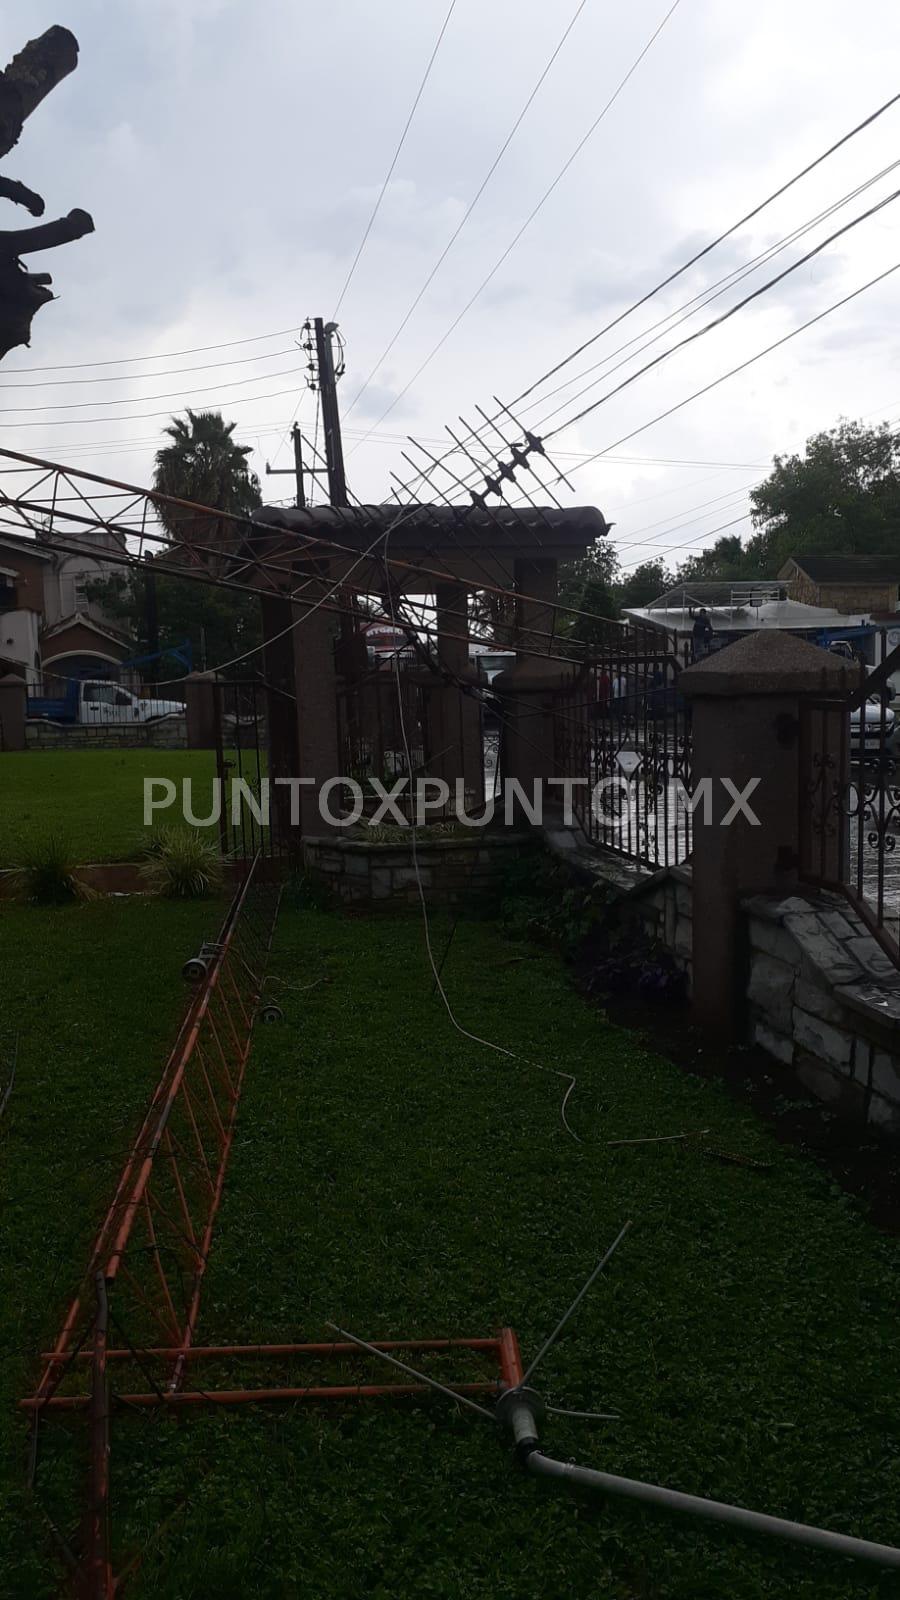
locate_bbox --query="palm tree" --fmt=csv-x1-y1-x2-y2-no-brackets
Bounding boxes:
153,410,261,572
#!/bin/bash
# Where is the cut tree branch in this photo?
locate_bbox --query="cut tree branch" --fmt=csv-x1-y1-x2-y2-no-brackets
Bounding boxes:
0,207,93,259
0,27,92,362
0,26,79,159
0,175,44,215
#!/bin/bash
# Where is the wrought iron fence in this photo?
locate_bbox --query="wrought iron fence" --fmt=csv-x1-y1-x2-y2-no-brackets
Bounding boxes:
799,635,900,963
552,633,693,870
213,676,294,866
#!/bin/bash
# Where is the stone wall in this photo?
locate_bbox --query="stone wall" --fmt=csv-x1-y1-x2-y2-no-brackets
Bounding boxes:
540,817,900,1135
744,892,900,1133
627,866,693,988
25,715,187,751
303,831,532,906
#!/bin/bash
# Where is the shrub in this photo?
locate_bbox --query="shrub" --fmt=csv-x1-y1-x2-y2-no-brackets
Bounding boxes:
139,828,223,900
12,836,94,905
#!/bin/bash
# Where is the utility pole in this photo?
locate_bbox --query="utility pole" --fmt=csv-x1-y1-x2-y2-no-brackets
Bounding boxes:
313,317,348,507
264,422,306,508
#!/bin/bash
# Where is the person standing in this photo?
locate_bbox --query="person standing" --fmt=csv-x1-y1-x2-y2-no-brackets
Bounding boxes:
692,607,714,658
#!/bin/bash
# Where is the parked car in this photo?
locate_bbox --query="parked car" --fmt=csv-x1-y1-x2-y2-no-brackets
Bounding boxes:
850,695,896,761
27,678,186,725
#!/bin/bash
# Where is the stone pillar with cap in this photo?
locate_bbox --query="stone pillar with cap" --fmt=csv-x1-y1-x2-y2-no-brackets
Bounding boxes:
680,631,854,1038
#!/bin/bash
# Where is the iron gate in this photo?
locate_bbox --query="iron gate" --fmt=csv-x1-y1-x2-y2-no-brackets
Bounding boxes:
213,676,296,865
552,635,693,870
799,639,900,964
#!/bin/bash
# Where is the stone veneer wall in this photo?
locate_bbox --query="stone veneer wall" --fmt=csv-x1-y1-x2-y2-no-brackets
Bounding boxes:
744,891,900,1134
626,866,694,989
540,820,900,1135
302,831,532,906
25,715,188,751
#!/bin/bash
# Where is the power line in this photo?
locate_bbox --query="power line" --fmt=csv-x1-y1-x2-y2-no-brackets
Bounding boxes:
541,184,900,444
398,88,900,504
3,385,309,429
525,156,900,436
513,88,900,407
451,179,900,517
344,0,593,419
616,512,754,571
538,258,900,489
2,365,308,414
0,347,299,390
405,157,899,507
614,483,757,543
349,0,683,450
331,0,459,319
0,326,301,375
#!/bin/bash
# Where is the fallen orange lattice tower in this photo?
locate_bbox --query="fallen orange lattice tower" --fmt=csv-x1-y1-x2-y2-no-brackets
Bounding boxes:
21,853,522,1598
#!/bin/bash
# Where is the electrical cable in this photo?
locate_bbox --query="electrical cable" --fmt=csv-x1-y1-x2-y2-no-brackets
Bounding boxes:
349,0,683,450
514,87,900,406
3,384,312,429
539,185,900,446
535,258,900,491
2,364,309,414
377,498,584,1143
1,326,302,375
0,348,301,391
344,0,594,418
331,0,459,319
521,158,900,436
435,154,900,510
394,89,900,503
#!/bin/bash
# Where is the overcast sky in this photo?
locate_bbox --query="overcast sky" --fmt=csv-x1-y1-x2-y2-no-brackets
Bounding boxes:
2,0,900,576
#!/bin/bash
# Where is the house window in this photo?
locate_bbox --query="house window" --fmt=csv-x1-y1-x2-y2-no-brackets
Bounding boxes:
73,572,92,609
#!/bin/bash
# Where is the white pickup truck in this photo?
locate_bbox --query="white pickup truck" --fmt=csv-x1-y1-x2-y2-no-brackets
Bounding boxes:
27,678,186,725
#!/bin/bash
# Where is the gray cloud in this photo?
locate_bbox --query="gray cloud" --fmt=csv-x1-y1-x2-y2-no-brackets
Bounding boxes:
0,0,897,564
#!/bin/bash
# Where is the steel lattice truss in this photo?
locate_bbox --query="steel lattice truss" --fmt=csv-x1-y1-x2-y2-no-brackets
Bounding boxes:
19,857,524,1599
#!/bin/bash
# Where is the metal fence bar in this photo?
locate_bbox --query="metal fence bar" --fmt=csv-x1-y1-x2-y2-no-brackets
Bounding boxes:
551,630,692,871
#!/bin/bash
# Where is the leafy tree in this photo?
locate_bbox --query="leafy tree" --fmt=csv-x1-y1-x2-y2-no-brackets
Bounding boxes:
85,411,264,673
153,409,262,570
617,558,673,610
744,419,900,573
85,567,261,676
559,538,621,646
674,535,747,584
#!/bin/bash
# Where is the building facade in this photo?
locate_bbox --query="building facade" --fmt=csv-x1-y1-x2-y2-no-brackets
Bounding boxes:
0,525,132,687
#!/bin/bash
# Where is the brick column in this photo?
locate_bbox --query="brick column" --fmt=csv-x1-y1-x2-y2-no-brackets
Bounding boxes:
291,580,341,836
681,631,853,1038
514,557,559,659
0,673,26,751
491,558,564,810
427,583,483,811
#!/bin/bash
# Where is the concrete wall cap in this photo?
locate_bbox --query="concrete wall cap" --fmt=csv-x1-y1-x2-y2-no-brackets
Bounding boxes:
680,630,856,698
493,659,574,692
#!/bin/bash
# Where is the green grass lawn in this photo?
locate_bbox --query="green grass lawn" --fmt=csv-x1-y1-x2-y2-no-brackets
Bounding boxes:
7,902,896,1598
0,894,224,1595
0,750,227,864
